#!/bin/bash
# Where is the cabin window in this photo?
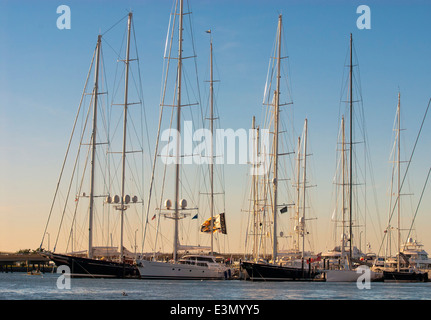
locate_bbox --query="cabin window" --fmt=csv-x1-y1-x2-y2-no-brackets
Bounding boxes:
196,257,213,263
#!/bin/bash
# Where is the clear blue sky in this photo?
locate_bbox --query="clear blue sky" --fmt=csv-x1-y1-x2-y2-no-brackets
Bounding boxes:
1,0,431,255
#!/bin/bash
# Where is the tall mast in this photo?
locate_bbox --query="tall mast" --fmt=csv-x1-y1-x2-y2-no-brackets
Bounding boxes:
349,33,353,261
397,92,401,272
252,116,257,260
120,12,132,262
301,119,308,269
272,14,282,262
295,136,301,252
88,34,102,259
173,0,184,263
251,116,261,260
341,116,346,260
209,31,214,255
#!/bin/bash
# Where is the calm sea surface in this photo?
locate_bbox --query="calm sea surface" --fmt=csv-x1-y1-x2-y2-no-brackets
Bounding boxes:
1,272,431,300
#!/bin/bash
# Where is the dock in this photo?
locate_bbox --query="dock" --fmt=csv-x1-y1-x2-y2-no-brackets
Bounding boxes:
0,253,52,273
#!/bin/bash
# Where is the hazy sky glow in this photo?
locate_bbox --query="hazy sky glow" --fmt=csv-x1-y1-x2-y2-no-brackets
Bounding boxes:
1,0,431,256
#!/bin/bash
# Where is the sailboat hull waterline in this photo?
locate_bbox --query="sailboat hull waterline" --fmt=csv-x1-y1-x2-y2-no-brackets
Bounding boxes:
47,253,140,278
324,269,383,282
382,270,428,282
241,262,321,281
137,255,232,280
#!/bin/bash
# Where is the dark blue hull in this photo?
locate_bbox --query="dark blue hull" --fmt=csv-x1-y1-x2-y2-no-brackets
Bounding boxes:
383,270,428,282
48,253,140,278
241,261,321,281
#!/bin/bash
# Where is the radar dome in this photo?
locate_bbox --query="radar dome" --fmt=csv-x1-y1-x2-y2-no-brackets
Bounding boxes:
179,199,187,209
165,199,172,209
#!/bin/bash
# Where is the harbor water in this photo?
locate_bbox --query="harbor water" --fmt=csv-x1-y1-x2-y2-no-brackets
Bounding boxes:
1,272,431,300
1,272,430,319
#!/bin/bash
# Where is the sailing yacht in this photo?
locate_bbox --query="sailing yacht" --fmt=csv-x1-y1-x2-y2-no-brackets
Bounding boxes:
322,34,382,282
136,0,231,280
378,93,428,282
41,13,144,278
241,14,321,281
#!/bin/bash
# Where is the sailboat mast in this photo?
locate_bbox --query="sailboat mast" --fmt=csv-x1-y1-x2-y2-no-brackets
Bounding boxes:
120,12,132,263
341,116,346,259
209,32,214,255
88,34,102,259
251,116,261,260
301,119,308,267
173,0,184,263
272,14,282,262
252,116,257,260
349,33,353,261
397,92,401,272
296,136,301,252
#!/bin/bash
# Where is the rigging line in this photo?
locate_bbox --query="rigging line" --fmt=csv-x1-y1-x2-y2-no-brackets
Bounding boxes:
110,61,125,110
40,46,97,251
101,13,129,36
263,26,279,104
125,150,142,196
61,97,94,253
279,20,294,104
155,2,203,252
102,31,127,66
94,139,110,198
378,98,431,256
387,104,400,221
107,153,122,195
131,19,152,197
359,95,382,243
95,48,109,139
338,45,350,97
123,141,145,204
163,2,173,59
152,82,177,253
178,163,198,207
142,0,178,253
126,103,144,150
154,92,178,249
185,0,204,128
61,121,92,253
242,157,254,250
111,70,127,110
387,98,430,225
108,25,127,103
404,167,431,249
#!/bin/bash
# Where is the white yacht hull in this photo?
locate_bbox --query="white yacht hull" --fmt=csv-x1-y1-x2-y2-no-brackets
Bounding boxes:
137,259,231,280
325,268,383,282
